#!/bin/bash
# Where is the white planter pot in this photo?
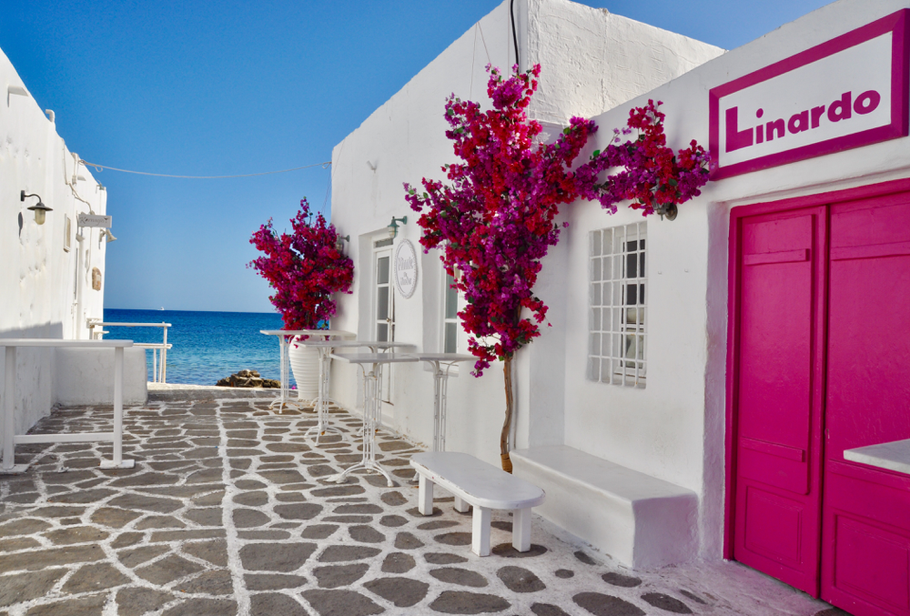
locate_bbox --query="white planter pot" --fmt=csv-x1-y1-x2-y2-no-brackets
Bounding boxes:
288,342,320,403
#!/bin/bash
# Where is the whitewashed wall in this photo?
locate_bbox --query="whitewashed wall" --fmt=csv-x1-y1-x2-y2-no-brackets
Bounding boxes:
562,0,910,558
329,0,723,469
1,46,112,447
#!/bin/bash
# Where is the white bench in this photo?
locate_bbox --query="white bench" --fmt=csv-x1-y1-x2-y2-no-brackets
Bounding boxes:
409,451,546,556
511,446,698,569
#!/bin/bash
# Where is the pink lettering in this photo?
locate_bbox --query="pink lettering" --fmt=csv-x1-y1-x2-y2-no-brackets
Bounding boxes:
766,119,785,141
854,90,881,114
811,105,825,128
725,107,753,152
828,92,852,122
788,110,810,134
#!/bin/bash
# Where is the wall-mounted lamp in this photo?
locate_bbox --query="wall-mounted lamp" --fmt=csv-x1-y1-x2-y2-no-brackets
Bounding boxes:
335,234,350,253
99,229,117,247
388,216,407,239
20,191,52,225
653,202,678,222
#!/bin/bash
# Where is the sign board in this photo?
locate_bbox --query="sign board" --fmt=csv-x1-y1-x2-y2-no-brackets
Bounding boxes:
77,213,112,228
394,239,418,299
709,9,909,179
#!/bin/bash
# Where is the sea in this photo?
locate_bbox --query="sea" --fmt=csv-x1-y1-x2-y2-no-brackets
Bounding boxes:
102,308,285,386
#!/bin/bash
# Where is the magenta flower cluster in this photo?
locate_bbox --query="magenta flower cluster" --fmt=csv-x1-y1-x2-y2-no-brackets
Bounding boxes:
248,199,353,333
405,65,711,376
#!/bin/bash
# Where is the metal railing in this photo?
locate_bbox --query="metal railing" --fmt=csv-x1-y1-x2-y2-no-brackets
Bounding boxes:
87,320,172,383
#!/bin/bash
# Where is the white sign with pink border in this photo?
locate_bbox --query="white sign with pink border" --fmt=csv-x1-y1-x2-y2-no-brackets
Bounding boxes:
709,10,909,179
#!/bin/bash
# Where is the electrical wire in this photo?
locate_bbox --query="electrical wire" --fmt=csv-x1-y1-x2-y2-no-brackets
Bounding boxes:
79,159,331,179
510,0,520,70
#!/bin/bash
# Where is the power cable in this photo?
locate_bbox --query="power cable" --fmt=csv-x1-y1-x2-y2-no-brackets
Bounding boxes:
79,159,331,179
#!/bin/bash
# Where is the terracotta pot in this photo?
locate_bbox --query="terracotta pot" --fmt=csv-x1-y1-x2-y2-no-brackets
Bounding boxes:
287,341,320,403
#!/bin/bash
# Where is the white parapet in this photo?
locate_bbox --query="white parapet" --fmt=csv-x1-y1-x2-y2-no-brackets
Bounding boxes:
512,445,698,569
55,347,148,406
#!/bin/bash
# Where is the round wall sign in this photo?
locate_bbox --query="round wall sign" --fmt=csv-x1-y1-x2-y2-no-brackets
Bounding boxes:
394,239,419,299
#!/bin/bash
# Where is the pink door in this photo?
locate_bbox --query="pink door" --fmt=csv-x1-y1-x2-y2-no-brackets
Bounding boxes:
730,185,910,614
731,207,827,596
821,193,910,616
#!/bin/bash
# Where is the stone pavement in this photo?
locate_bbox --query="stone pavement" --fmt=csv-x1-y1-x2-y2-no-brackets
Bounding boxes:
0,392,846,616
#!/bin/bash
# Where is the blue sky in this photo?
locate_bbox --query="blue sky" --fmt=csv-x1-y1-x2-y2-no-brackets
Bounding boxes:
1,0,832,313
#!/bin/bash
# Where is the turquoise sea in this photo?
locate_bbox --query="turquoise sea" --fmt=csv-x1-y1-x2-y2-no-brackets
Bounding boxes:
102,308,285,386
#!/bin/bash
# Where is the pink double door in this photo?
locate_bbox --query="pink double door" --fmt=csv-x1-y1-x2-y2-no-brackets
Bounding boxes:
729,184,910,616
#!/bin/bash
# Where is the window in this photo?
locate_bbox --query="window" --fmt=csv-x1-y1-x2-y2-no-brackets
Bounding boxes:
442,273,459,353
588,222,647,387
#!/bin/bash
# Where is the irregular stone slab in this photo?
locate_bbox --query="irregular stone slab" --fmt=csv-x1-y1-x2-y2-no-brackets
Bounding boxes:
601,572,642,588
258,470,307,484
111,532,144,549
192,490,225,506
641,593,693,614
381,552,416,574
25,593,107,616
679,590,708,605
308,464,341,477
430,567,489,588
318,545,382,563
573,592,645,616
395,531,425,550
531,603,571,616
435,532,472,547
182,539,228,567
110,473,181,487
418,520,460,531
365,576,429,608
380,515,408,527
250,593,309,615
48,488,116,504
266,442,310,453
161,598,237,616
0,537,41,552
301,524,338,540
0,545,104,574
40,470,97,484
349,525,384,543
136,554,206,585
118,544,170,568
90,508,143,529
428,590,510,614
274,503,322,520
62,562,131,594
275,492,307,502
323,515,373,524
555,569,574,579
313,563,370,588
301,589,384,616
29,505,86,518
491,543,548,558
240,543,317,572
149,529,226,542
115,587,175,616
108,493,182,514
378,440,412,452
233,508,270,528
233,491,269,507
311,485,364,498
238,530,291,541
0,568,66,607
176,570,234,595
245,573,309,590
185,468,224,484
425,552,469,565
183,447,219,459
380,491,408,506
235,479,267,490
135,515,186,530
497,566,545,593
574,551,597,565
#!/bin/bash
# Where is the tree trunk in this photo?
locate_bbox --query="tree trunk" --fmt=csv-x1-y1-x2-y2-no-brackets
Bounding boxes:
500,355,514,473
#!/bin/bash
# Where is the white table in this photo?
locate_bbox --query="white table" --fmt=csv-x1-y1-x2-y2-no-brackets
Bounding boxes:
844,438,910,475
415,353,476,452
259,329,355,412
328,351,419,486
300,339,416,442
1,338,136,473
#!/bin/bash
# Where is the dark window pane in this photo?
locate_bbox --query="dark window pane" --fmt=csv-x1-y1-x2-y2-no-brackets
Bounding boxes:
445,275,458,319
444,323,457,353
377,287,389,321
626,284,637,306
377,256,390,284
377,323,388,342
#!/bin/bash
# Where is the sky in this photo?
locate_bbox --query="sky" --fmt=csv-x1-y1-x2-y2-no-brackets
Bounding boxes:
1,0,833,314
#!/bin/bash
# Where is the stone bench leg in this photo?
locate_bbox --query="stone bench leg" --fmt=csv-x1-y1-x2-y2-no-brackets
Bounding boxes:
472,506,492,556
512,507,531,552
453,496,470,513
418,475,434,515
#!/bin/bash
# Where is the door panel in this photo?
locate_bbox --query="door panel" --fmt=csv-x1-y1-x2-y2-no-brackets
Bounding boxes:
733,208,826,595
821,195,910,615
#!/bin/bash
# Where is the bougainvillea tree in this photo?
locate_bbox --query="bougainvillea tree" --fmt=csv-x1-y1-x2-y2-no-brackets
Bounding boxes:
405,64,710,471
249,199,353,333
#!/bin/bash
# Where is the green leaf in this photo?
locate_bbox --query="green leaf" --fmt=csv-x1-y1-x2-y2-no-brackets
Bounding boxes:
591,149,601,159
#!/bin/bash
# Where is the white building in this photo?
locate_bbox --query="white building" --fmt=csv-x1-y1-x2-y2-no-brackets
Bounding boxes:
330,0,910,614
0,47,145,457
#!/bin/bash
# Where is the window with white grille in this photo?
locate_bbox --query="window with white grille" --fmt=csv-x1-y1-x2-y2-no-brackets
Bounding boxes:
588,222,647,387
